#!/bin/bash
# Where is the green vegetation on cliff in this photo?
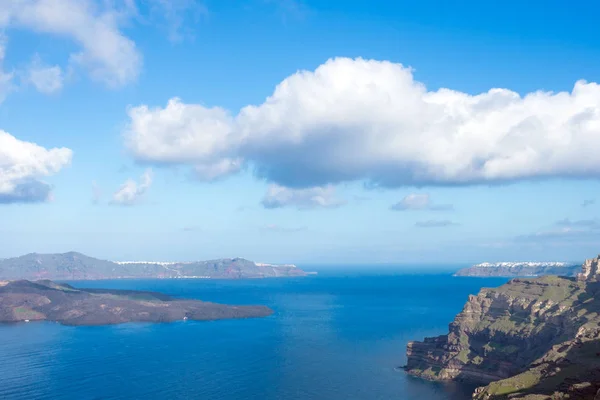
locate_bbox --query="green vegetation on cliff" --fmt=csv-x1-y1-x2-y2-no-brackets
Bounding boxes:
405,254,600,399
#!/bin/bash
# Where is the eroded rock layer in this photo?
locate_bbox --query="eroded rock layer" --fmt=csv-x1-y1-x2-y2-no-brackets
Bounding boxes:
405,254,600,399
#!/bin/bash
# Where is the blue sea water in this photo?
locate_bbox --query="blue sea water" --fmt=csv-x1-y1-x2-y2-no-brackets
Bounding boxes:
0,269,508,400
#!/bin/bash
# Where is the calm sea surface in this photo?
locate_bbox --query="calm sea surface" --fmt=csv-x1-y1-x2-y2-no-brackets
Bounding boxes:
0,269,508,400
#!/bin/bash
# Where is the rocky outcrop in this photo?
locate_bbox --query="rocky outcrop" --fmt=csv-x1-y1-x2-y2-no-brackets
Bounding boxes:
405,254,600,399
577,255,600,282
472,325,600,399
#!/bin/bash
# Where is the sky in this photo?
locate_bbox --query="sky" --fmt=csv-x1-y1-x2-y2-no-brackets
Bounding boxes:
1,0,600,265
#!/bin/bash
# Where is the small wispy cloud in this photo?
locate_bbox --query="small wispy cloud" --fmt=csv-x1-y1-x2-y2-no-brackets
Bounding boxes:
91,181,102,204
517,218,600,242
353,195,371,203
111,169,153,206
555,218,600,229
391,193,453,211
267,0,309,22
261,224,307,233
147,0,208,42
582,199,596,207
477,242,511,249
415,220,459,228
261,185,345,210
24,55,63,94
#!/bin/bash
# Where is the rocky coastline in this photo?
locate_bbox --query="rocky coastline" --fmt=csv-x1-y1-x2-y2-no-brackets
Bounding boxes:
405,254,600,399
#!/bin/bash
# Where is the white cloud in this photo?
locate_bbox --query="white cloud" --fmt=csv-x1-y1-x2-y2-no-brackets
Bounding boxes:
0,130,72,203
125,98,238,175
125,57,600,188
261,184,345,210
390,193,452,211
25,55,63,94
111,169,153,206
2,0,141,87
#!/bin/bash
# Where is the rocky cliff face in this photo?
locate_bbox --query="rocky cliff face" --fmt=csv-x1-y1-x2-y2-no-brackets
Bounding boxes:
577,255,600,282
405,254,600,399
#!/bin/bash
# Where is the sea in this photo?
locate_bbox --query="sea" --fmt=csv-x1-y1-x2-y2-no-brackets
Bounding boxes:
0,268,508,400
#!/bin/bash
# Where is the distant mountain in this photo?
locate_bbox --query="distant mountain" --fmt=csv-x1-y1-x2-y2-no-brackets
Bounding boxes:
454,261,581,277
0,252,309,280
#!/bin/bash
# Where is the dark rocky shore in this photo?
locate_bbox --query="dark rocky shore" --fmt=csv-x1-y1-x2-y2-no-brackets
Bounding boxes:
0,279,273,326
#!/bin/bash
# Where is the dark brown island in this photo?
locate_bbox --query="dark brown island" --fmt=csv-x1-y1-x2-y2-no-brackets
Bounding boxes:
0,279,273,326
404,254,600,400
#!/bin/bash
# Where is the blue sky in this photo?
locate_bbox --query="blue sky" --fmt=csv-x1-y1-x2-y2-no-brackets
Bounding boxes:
1,0,600,265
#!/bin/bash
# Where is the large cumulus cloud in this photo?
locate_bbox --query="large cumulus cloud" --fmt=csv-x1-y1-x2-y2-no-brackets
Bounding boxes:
0,130,72,203
125,57,600,188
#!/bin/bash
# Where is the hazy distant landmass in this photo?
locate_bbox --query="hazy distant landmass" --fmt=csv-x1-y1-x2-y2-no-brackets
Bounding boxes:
454,261,581,277
0,252,309,281
0,279,272,326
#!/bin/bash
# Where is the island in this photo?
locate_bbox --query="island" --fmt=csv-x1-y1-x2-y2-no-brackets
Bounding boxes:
453,261,581,277
0,252,310,281
0,279,273,326
404,254,600,399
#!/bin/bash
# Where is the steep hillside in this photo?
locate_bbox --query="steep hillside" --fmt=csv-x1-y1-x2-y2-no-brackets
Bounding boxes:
405,255,600,399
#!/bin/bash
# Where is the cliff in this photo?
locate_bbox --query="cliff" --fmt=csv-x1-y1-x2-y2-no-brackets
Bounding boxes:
0,252,309,280
577,256,600,282
405,254,600,399
454,262,581,277
0,279,273,326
